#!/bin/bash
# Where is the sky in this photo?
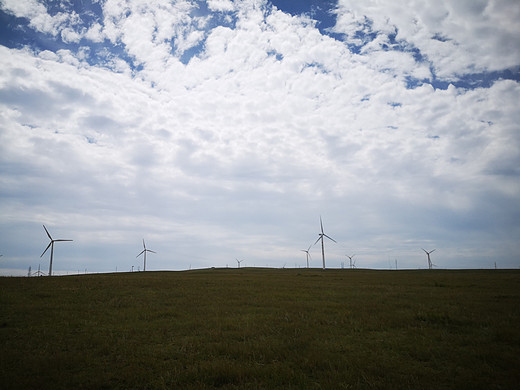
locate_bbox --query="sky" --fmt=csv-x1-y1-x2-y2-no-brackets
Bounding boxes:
0,0,519,276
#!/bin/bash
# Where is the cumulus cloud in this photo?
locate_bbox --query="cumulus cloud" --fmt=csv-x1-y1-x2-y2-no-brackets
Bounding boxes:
333,0,520,79
207,0,236,12
0,0,519,274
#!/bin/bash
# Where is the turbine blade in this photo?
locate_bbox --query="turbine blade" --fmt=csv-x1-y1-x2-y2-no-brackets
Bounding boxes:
40,242,52,257
421,248,427,253
43,225,52,240
55,239,73,242
148,250,157,254
313,236,322,246
430,249,436,253
136,250,145,257
320,216,324,234
143,239,146,249
323,234,336,243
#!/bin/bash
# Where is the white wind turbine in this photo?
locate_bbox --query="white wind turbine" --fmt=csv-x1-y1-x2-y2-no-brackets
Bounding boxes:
40,225,73,276
301,245,312,268
314,217,336,270
422,248,435,269
136,239,156,271
236,258,244,268
33,263,45,277
346,254,355,269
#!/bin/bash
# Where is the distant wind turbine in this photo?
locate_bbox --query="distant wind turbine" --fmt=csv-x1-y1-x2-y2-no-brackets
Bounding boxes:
346,254,355,269
236,258,244,268
33,263,45,277
136,239,156,271
422,248,435,269
314,217,336,269
40,225,73,276
301,245,312,268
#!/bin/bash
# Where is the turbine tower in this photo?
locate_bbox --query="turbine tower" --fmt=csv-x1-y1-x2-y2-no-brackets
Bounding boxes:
422,248,435,269
40,225,73,276
346,254,355,269
301,245,312,268
314,217,336,270
136,239,156,271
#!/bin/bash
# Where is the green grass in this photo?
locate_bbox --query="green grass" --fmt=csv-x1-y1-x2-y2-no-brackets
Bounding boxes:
1,268,519,389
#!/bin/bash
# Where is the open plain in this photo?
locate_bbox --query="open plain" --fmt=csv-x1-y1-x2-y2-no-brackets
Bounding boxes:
1,268,519,389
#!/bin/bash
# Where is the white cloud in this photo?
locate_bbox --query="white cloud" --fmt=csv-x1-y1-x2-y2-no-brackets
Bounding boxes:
207,0,235,12
334,0,520,78
0,1,519,274
1,0,83,38
1,0,45,19
84,22,104,42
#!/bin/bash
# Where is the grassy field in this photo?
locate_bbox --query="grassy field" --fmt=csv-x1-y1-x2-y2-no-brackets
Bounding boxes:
1,268,519,389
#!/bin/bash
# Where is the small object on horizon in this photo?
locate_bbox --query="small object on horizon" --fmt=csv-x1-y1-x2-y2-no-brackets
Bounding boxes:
422,248,436,270
136,239,156,271
301,245,312,268
40,225,73,276
314,217,336,270
346,254,355,269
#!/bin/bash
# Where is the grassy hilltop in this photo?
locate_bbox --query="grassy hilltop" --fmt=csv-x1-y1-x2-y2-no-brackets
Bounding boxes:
1,268,519,389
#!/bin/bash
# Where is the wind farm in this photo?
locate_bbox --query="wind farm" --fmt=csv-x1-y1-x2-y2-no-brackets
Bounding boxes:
0,0,518,387
1,217,510,277
1,219,506,277
1,221,519,389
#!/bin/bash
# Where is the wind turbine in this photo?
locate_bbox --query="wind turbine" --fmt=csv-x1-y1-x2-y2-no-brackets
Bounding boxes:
301,245,312,268
33,263,45,277
346,254,355,269
40,225,73,276
314,217,336,269
422,248,435,269
136,239,156,271
236,258,244,268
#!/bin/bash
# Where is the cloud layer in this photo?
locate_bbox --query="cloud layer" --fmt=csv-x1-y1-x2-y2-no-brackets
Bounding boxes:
0,0,519,275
